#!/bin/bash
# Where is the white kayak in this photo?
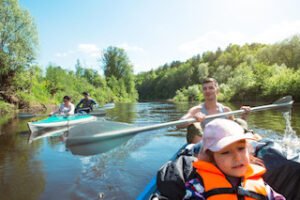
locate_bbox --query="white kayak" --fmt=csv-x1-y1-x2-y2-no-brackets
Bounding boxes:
27,114,97,133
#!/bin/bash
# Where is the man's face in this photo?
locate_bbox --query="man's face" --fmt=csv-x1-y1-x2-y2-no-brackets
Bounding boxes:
202,82,218,101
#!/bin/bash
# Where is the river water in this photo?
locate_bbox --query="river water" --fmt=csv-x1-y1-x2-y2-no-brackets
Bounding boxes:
0,102,299,200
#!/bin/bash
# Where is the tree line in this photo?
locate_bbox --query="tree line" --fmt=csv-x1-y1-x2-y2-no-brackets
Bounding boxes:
1,0,300,115
136,35,300,102
0,0,137,115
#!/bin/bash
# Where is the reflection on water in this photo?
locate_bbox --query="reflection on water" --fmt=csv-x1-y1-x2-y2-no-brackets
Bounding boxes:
106,103,137,123
0,102,300,199
0,117,46,200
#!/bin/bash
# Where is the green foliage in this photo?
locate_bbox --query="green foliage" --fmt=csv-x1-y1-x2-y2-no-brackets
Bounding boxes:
258,35,300,69
138,35,300,102
102,46,133,79
0,100,14,115
173,89,188,102
0,0,38,90
217,84,234,102
173,85,203,102
45,65,68,96
263,65,300,100
226,62,256,100
101,46,138,101
0,1,152,108
2,2,300,109
137,60,208,100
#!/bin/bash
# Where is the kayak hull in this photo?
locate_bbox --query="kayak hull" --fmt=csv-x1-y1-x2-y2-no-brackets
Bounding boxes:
27,114,97,133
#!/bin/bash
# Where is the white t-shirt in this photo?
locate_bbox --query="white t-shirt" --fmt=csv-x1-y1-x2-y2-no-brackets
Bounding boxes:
58,103,75,115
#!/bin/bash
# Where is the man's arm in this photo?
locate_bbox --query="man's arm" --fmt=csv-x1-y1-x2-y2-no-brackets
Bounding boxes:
91,99,97,105
223,106,234,120
177,105,205,129
76,99,83,109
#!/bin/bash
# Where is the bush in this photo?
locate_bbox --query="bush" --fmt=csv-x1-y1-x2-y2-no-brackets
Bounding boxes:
0,100,14,115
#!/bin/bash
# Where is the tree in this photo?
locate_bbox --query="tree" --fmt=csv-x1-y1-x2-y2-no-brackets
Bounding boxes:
45,65,67,96
75,59,84,77
0,0,38,92
102,46,133,80
101,46,137,101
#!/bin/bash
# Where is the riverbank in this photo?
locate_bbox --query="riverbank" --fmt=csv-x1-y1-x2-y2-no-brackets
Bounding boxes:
0,100,56,118
0,101,15,115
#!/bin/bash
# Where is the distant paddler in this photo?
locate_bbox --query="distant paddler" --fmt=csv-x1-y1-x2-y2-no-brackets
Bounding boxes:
50,95,75,116
75,92,98,114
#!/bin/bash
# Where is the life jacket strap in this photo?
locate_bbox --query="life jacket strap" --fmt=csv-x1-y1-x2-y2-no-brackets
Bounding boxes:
203,186,268,200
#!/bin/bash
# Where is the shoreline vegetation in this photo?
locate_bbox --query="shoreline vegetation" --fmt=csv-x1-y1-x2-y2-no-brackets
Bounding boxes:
1,0,300,117
136,35,300,104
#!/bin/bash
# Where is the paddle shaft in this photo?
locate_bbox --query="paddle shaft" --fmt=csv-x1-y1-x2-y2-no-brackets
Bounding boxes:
19,103,114,118
68,98,293,143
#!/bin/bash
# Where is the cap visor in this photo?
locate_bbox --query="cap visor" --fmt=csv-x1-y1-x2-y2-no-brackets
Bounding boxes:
209,133,255,152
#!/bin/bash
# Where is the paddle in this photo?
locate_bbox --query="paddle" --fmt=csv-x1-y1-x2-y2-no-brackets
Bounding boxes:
18,103,115,118
89,103,115,116
66,96,293,146
28,126,70,144
18,113,49,118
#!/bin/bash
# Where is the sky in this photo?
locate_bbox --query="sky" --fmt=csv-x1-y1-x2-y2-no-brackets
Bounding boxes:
19,0,300,74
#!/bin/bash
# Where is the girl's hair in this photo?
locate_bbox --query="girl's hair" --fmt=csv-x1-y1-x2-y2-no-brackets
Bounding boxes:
63,96,71,101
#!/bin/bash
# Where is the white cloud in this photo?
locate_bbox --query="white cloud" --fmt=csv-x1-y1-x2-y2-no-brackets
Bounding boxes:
77,43,101,57
178,31,246,56
254,20,300,44
117,43,144,52
178,20,300,56
54,50,74,58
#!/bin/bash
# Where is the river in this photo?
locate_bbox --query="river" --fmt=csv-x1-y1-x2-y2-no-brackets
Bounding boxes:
0,102,299,200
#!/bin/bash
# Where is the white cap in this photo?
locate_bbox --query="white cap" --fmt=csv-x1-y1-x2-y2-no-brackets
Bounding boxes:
203,118,255,152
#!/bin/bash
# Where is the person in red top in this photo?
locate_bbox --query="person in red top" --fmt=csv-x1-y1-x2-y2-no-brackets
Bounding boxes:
184,118,285,200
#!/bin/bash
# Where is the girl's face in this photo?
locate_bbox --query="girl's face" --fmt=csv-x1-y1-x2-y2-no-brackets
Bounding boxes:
63,98,70,105
213,140,250,177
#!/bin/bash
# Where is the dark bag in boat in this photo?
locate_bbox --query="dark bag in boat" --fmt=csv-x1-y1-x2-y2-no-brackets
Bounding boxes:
156,155,197,200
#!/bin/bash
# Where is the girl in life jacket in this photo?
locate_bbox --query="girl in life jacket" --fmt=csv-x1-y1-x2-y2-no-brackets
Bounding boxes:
184,118,285,200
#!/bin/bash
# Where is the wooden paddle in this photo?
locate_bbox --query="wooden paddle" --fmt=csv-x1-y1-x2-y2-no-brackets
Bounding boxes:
66,96,293,146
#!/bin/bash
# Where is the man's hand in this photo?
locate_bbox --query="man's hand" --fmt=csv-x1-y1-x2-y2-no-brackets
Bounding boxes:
194,112,206,123
241,106,251,120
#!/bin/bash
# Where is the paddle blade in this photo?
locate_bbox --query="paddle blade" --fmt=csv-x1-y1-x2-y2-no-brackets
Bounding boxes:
272,95,293,112
67,133,134,156
66,120,136,146
274,95,293,104
18,113,48,118
28,126,69,144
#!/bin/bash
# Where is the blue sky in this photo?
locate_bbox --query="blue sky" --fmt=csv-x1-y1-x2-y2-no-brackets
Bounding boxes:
19,0,300,74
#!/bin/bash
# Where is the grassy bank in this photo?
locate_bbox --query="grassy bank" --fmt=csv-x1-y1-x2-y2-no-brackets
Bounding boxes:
0,100,15,115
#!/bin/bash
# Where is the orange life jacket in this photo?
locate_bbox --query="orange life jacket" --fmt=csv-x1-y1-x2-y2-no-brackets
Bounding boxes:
193,160,268,200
